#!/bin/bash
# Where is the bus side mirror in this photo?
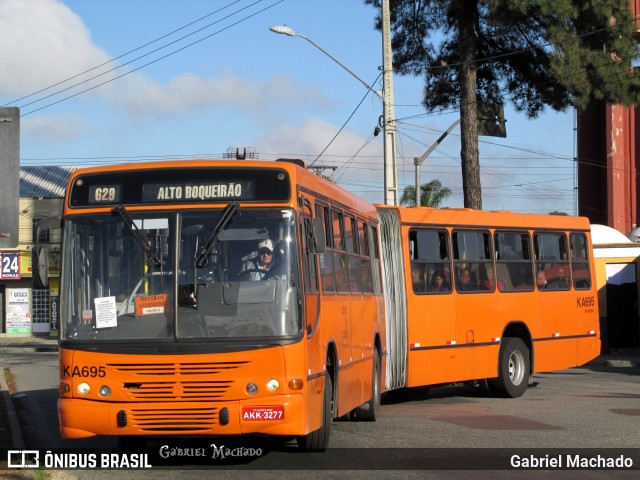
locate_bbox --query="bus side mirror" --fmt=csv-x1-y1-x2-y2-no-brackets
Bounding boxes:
32,216,61,290
32,246,49,289
311,218,326,254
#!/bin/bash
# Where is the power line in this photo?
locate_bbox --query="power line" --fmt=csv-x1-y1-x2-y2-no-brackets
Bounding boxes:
310,73,380,167
1,0,245,107
19,0,284,116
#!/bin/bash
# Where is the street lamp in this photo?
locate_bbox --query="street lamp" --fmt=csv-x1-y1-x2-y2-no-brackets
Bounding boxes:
270,24,398,205
269,26,382,100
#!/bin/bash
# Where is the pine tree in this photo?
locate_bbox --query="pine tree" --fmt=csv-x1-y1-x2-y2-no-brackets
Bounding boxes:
365,0,640,209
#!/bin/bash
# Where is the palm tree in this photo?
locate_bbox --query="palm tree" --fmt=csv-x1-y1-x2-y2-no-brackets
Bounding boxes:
400,179,452,208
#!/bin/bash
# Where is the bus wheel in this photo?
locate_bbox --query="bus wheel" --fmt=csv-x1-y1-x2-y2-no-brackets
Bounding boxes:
489,337,530,398
353,350,381,421
296,373,332,452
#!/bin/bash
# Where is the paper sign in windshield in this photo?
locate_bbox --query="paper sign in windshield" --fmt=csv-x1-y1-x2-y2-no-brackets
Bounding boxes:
94,296,117,329
135,294,169,317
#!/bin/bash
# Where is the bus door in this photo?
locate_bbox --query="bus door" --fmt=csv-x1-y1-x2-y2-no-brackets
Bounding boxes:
451,229,497,382
328,208,353,413
300,199,323,383
534,232,575,369
406,228,456,386
345,214,365,406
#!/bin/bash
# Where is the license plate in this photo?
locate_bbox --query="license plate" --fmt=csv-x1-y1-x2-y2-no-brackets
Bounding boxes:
242,406,284,421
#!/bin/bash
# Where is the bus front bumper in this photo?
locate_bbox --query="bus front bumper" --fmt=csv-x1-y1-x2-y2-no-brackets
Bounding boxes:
58,395,305,438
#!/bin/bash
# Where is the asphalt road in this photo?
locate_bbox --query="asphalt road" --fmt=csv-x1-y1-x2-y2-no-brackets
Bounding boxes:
1,352,639,479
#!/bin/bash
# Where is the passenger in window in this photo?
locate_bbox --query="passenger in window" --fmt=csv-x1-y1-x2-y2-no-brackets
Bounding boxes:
547,264,570,289
411,264,426,292
536,269,548,290
443,263,452,287
480,265,503,291
457,268,476,292
430,270,450,292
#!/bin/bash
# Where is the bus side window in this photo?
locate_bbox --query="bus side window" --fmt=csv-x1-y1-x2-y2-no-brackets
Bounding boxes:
301,215,319,293
316,204,335,293
452,230,492,293
495,231,533,292
332,209,350,293
345,215,362,293
410,228,451,294
360,221,374,294
570,233,592,290
535,232,571,291
369,224,382,295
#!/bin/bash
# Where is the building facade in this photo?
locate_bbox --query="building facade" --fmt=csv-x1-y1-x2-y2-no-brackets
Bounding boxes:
0,166,78,335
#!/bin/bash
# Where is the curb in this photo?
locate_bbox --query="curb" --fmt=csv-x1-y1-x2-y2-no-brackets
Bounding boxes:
0,367,25,450
0,345,59,354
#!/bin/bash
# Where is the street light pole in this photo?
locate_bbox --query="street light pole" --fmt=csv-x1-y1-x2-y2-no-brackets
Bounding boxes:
413,119,460,206
270,21,398,205
269,26,383,101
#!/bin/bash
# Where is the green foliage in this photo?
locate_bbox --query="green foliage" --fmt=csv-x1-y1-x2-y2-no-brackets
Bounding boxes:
400,179,452,207
364,0,640,210
365,0,640,115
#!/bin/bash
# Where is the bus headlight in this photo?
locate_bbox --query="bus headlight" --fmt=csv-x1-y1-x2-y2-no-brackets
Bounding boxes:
58,383,70,395
245,383,258,395
77,382,91,395
98,385,111,397
266,379,280,392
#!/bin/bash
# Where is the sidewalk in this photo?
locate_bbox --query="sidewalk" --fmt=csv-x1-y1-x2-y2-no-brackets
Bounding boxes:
0,333,59,353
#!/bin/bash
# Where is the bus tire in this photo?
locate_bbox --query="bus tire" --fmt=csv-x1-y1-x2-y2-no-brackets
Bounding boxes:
352,349,381,421
489,337,530,398
296,373,332,452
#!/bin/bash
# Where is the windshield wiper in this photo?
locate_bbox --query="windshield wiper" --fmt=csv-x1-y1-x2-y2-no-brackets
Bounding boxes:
113,204,163,267
195,202,239,267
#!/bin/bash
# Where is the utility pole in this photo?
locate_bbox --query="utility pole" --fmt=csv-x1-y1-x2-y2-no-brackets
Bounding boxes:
382,0,398,206
0,107,19,248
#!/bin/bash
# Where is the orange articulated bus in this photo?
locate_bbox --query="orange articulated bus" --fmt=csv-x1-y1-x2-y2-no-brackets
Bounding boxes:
378,206,601,396
56,158,600,452
57,159,384,451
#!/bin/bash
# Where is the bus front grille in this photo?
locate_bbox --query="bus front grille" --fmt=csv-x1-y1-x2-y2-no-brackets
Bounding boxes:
106,361,247,401
128,407,218,432
107,361,248,376
122,380,233,400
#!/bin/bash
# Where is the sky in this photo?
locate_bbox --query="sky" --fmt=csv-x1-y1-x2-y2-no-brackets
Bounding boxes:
0,0,578,214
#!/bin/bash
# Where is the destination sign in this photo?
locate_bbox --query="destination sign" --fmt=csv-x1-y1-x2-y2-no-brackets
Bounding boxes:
68,166,291,207
142,180,254,202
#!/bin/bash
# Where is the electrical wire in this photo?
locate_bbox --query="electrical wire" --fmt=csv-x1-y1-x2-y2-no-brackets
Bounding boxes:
310,73,381,167
1,0,245,108
18,0,284,116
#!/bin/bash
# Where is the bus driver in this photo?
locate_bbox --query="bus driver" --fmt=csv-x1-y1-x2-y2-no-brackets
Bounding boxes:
241,239,280,280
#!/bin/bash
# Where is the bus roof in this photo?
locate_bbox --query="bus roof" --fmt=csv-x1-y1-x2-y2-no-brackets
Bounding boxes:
377,205,591,232
65,159,378,218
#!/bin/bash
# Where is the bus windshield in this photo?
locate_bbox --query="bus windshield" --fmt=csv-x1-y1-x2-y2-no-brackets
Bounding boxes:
60,207,301,342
